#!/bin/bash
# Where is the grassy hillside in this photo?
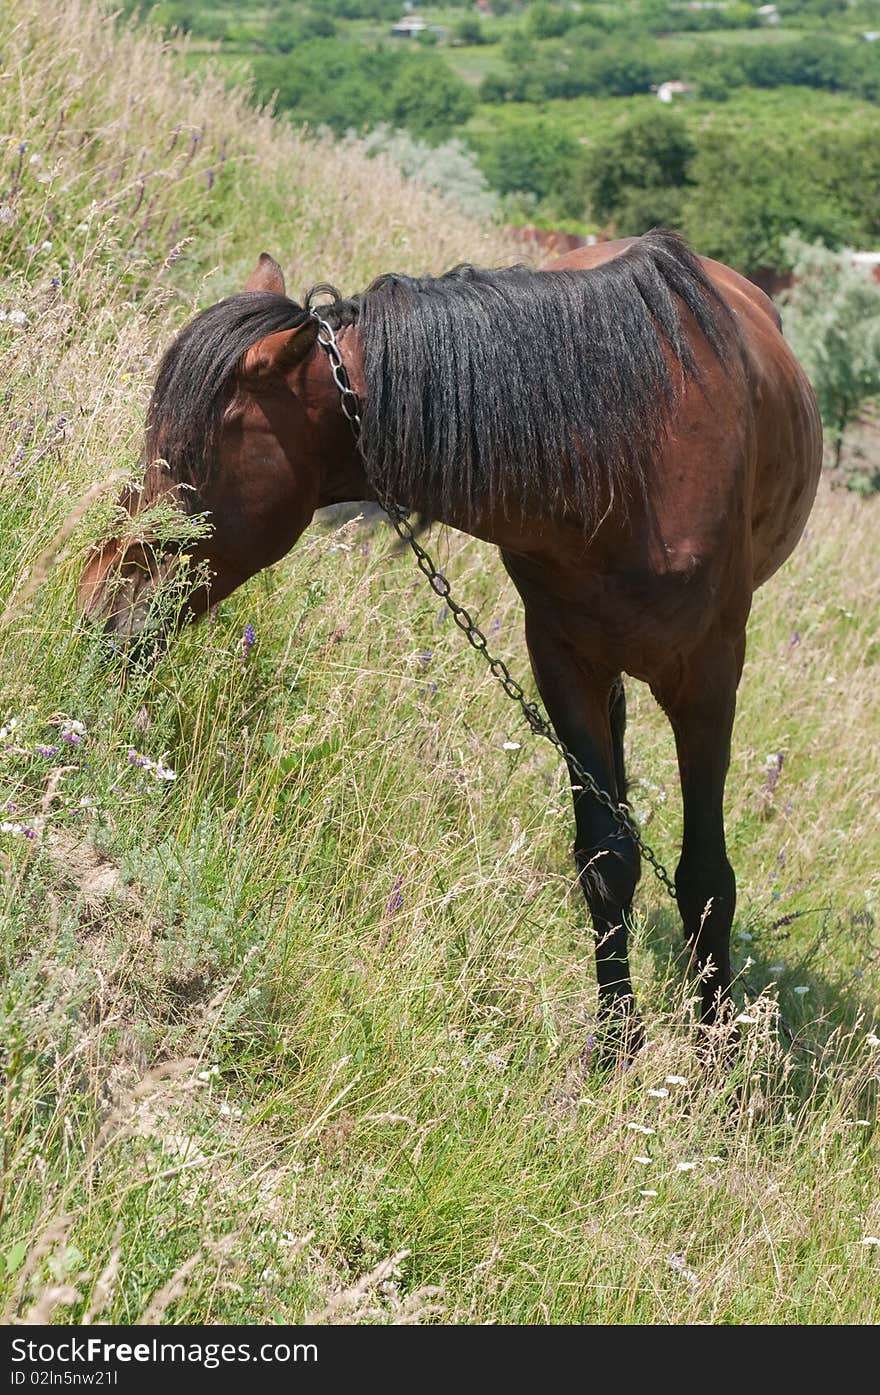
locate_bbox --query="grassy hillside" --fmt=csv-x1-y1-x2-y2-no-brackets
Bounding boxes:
1,0,879,1325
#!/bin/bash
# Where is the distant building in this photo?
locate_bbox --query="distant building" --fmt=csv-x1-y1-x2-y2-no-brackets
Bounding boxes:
757,4,780,24
656,80,697,104
391,15,428,37
391,14,446,38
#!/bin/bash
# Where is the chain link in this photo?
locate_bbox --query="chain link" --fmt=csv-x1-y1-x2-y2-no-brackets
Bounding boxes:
311,310,678,901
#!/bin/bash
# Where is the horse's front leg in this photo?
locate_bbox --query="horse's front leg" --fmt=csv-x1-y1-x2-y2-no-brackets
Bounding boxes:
651,631,744,1024
523,612,642,1050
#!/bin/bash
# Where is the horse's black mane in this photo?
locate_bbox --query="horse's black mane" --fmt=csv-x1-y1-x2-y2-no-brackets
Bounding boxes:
149,231,737,529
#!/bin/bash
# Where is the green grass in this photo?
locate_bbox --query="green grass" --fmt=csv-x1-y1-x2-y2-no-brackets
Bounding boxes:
467,84,880,151
1,0,879,1327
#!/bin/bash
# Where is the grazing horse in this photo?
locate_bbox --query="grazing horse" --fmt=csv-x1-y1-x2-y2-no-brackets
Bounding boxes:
79,232,822,1041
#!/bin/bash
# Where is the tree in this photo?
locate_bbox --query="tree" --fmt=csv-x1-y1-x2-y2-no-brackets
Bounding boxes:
389,55,476,142
586,109,695,234
454,17,487,46
526,3,574,40
682,129,853,274
780,236,880,474
251,40,475,144
252,39,396,134
478,120,587,219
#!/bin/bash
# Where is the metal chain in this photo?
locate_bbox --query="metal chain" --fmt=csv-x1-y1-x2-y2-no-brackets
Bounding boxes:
311,310,678,901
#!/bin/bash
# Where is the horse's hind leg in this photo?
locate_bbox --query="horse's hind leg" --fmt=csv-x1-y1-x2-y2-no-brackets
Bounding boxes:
524,616,641,1044
652,632,744,1023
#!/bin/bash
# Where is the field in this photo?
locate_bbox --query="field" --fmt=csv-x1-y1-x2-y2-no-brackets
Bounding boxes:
1,1,879,1326
466,80,880,151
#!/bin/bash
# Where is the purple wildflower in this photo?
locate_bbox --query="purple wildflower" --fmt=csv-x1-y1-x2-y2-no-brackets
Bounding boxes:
417,648,432,668
34,743,59,757
386,876,404,916
125,748,175,782
1,819,38,840
60,719,86,746
240,623,256,662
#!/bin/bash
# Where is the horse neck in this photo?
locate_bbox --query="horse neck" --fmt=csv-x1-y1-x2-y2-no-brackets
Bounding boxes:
307,330,374,509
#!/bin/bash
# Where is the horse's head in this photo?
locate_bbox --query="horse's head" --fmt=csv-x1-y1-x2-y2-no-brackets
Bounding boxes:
79,254,362,652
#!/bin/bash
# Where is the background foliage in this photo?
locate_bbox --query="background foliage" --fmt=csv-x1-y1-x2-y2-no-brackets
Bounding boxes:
121,0,880,275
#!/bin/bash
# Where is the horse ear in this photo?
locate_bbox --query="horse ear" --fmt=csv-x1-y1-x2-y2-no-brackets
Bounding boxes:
241,320,320,382
244,252,286,296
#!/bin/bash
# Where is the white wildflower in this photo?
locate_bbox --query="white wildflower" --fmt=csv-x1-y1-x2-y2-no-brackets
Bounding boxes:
859,1237,880,1246
676,1161,697,1172
634,1155,652,1165
639,1189,658,1198
668,1254,698,1284
502,741,521,751
665,1075,687,1086
647,1087,669,1098
793,985,810,995
866,1033,880,1048
736,1013,757,1025
627,1123,655,1136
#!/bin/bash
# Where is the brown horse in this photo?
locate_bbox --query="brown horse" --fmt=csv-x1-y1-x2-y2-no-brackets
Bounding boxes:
79,231,822,1042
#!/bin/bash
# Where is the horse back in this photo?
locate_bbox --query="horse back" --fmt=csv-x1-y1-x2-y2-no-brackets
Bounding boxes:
543,236,823,595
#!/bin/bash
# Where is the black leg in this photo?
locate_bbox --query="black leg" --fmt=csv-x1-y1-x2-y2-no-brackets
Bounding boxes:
652,633,743,1023
524,614,642,1038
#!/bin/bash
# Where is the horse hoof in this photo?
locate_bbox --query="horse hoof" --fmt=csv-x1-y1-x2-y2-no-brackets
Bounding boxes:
584,1002,646,1071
